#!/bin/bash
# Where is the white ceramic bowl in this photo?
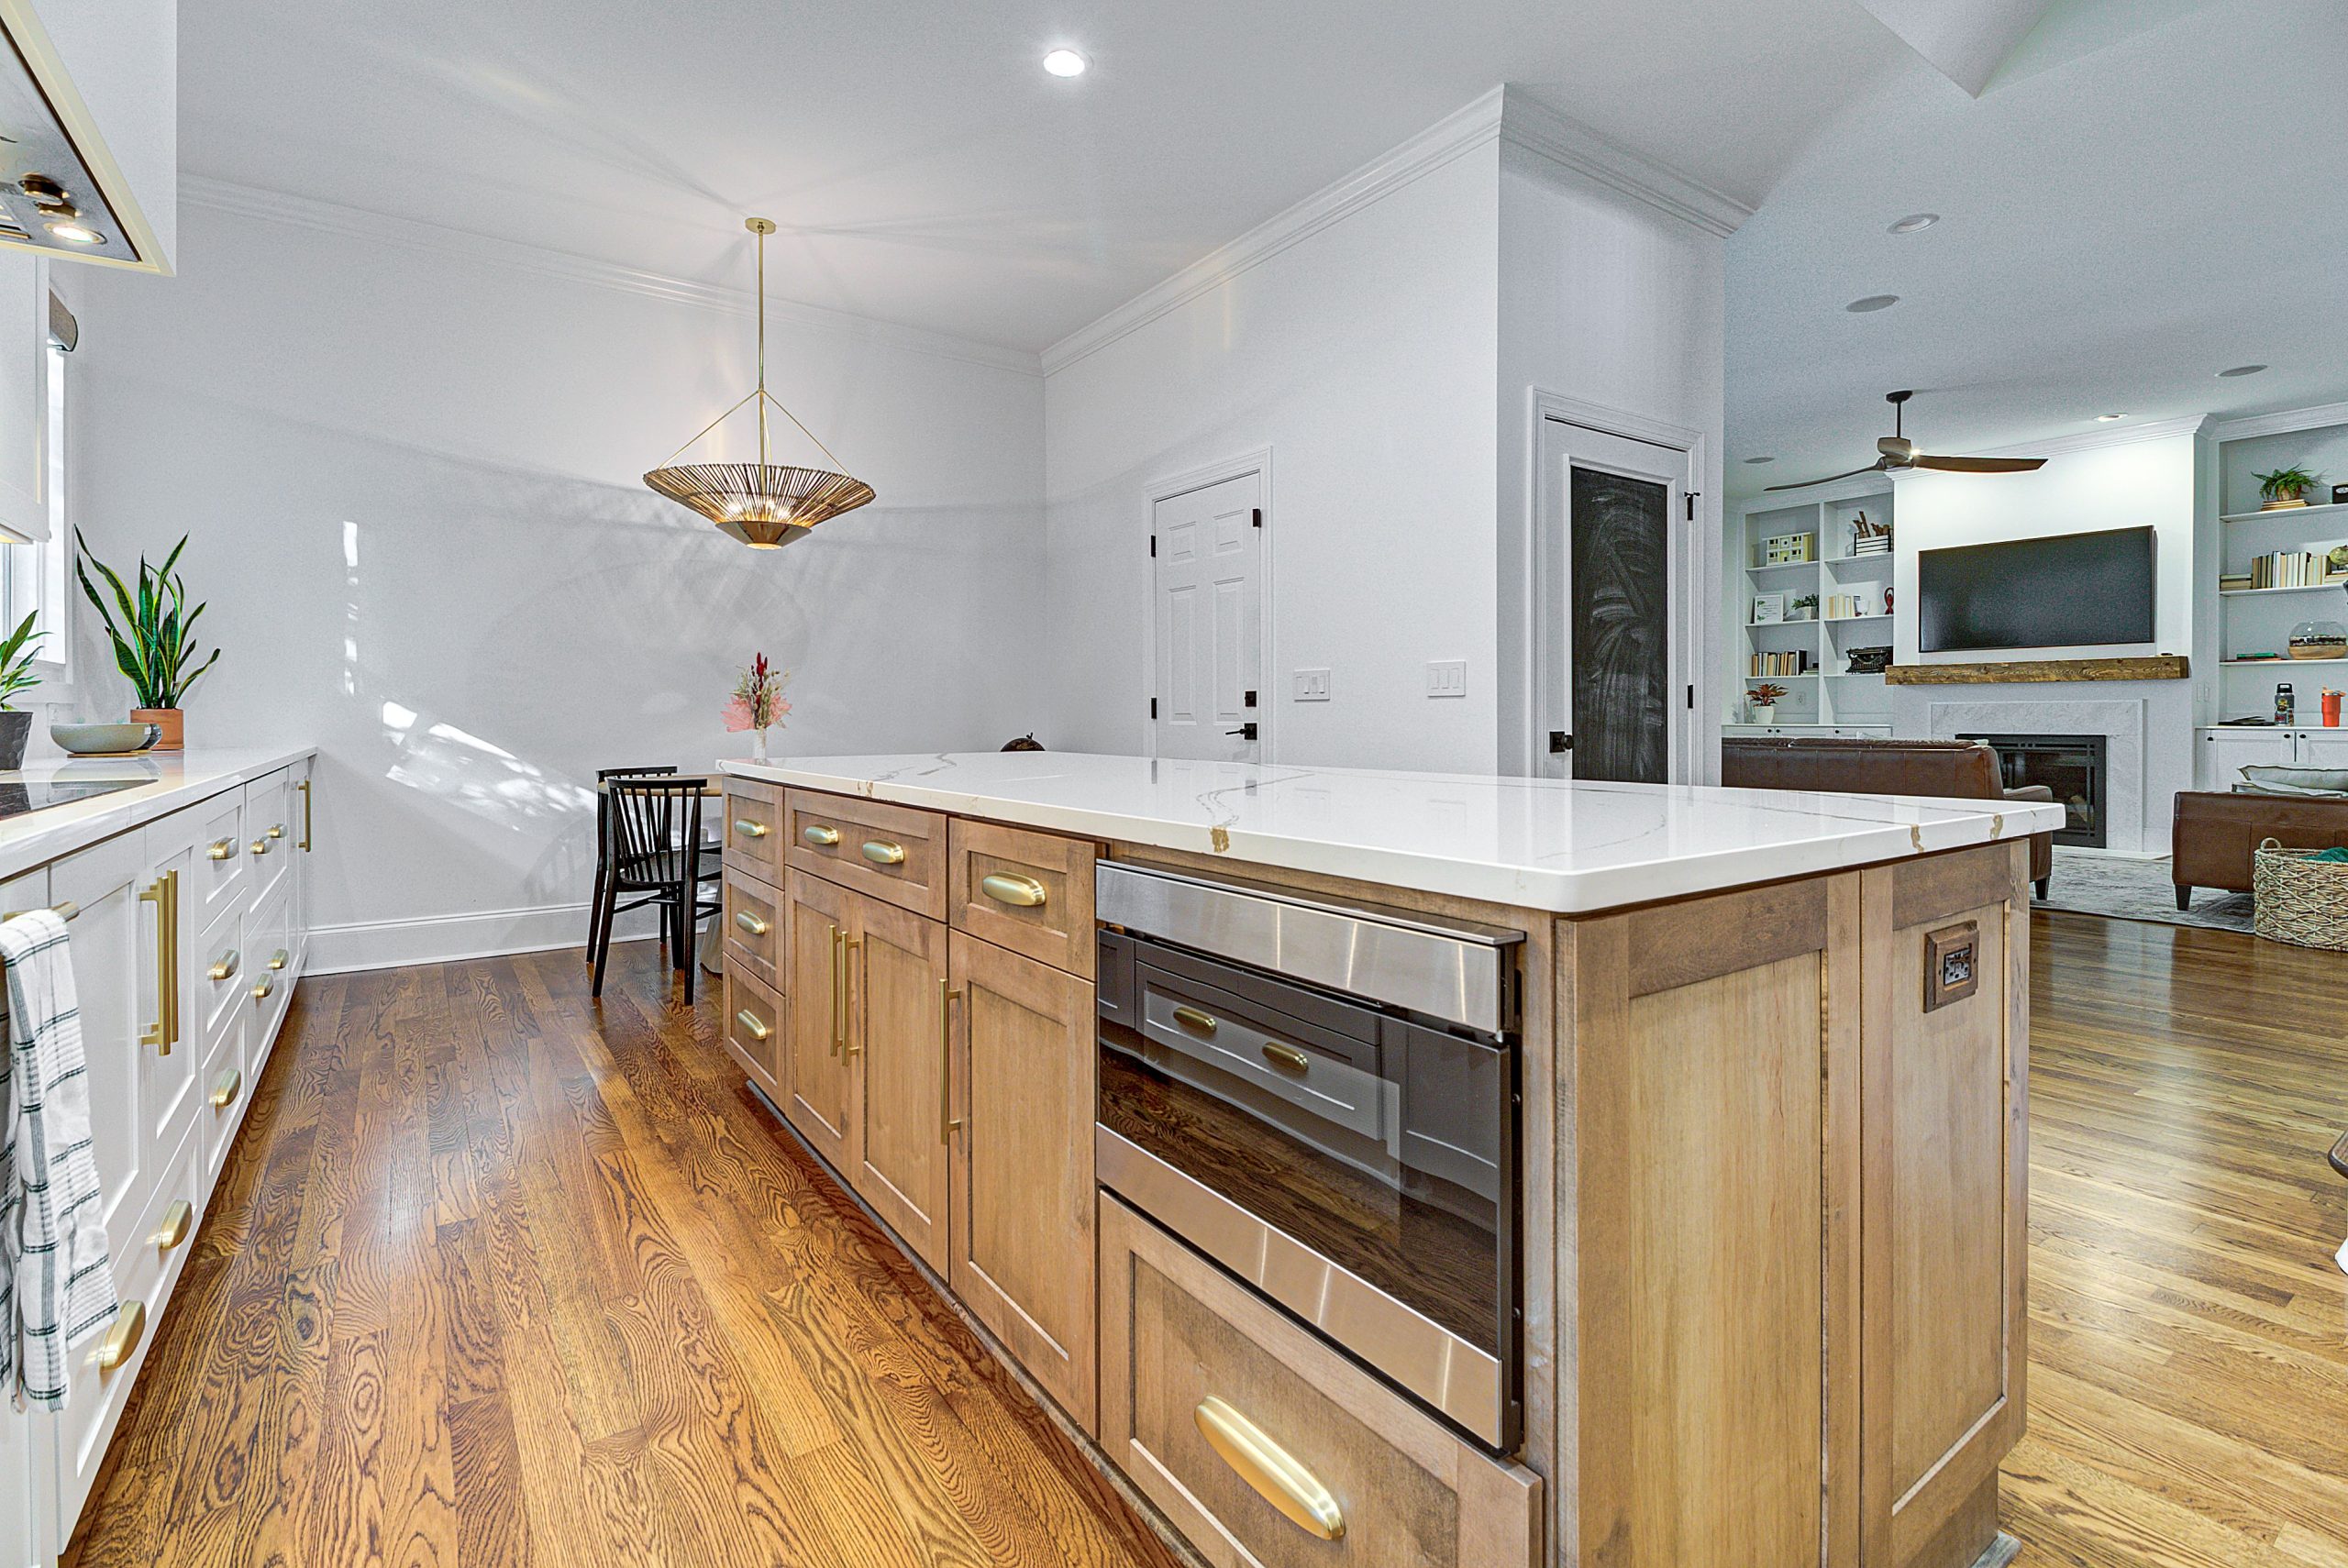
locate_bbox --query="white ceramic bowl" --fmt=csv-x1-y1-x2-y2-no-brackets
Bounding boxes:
50,722,162,756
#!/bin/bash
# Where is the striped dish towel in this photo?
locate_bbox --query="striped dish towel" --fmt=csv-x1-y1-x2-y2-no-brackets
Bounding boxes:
0,908,116,1410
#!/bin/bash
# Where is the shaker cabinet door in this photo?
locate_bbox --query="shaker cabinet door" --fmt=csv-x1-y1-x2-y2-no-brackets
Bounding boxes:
783,869,855,1171
850,893,951,1272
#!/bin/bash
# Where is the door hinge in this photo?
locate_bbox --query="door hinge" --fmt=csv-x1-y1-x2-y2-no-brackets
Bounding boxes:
1251,508,1263,528
1685,491,1700,522
1687,683,1696,711
1244,690,1257,708
1149,534,1157,558
1149,697,1157,720
1548,732,1572,754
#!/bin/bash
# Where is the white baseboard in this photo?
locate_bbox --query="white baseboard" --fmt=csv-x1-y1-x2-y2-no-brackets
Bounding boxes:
307,900,664,975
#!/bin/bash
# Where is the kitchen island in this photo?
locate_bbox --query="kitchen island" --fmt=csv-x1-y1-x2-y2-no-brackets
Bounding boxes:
715,752,2062,1568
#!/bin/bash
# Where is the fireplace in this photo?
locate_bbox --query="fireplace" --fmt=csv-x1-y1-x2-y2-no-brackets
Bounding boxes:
1960,733,2108,848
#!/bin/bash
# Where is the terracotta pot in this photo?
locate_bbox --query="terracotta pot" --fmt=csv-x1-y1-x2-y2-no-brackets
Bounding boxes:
132,707,184,752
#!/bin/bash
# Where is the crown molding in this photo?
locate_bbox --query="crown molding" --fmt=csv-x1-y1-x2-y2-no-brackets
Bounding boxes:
1982,413,2210,458
1496,86,1752,239
2210,399,2348,443
1039,87,1510,376
179,175,1043,378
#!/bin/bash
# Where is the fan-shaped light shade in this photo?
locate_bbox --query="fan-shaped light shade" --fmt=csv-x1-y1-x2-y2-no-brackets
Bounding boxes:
642,459,877,549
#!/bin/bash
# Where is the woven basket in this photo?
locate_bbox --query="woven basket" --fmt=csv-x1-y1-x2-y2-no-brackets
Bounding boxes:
2252,838,2348,951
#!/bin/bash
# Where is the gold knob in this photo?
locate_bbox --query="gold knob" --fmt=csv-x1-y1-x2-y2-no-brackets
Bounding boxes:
268,949,288,971
1171,1005,1218,1035
734,1008,770,1043
93,1300,147,1372
980,872,1047,908
208,949,239,982
207,838,234,860
249,838,270,856
150,1199,192,1252
802,823,841,847
733,817,770,838
734,911,770,937
210,1068,242,1108
266,823,285,840
251,977,273,1003
860,839,907,866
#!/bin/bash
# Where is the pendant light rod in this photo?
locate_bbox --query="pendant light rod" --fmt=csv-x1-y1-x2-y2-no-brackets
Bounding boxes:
748,216,774,470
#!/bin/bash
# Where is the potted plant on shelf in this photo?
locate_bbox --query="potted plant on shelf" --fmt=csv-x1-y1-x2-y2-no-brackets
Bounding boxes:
724,652,791,762
2256,466,2322,510
0,612,42,769
74,530,221,752
1747,682,1789,724
1789,593,1819,622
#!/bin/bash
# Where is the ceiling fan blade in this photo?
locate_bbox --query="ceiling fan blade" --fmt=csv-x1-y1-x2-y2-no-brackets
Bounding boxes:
1765,462,1886,491
1912,455,2047,474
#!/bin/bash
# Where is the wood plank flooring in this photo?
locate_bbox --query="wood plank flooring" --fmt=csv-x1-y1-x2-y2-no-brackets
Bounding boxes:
65,940,1180,1568
61,911,2348,1567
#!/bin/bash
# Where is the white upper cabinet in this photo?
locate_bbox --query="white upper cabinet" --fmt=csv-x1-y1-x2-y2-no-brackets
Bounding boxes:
0,0,176,274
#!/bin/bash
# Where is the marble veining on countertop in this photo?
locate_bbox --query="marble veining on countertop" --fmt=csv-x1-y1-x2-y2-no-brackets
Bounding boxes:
721,752,2066,913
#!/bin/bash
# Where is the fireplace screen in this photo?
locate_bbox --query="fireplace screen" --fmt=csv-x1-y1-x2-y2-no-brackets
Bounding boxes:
1960,734,2108,848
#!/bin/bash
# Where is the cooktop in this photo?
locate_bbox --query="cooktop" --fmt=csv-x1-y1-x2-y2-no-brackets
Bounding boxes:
0,771,155,821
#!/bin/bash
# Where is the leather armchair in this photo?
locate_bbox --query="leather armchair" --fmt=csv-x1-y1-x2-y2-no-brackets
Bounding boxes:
1721,737,2057,895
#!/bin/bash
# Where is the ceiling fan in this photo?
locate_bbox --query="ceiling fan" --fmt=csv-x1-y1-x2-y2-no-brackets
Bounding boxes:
1766,390,2047,491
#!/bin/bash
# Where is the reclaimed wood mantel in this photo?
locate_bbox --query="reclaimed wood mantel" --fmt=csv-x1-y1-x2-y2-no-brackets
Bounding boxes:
1885,655,2190,685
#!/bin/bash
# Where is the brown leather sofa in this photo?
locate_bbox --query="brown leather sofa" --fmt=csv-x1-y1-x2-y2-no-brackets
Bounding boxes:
1721,736,2057,896
2171,790,2348,909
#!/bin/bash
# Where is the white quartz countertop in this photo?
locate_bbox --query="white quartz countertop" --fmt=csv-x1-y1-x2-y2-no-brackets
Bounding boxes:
721,752,2066,914
0,746,317,882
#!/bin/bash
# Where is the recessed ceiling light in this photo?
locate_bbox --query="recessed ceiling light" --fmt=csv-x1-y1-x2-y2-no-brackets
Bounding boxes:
1744,456,1775,465
2095,413,2127,422
2217,363,2266,378
1042,48,1089,77
1888,213,1939,234
44,221,101,245
1845,293,1899,313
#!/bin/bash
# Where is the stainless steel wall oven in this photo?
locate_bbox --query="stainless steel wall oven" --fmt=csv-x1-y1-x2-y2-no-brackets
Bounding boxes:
1093,860,1523,1450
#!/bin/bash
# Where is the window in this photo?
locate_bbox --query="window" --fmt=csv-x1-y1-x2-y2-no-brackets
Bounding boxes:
3,336,70,670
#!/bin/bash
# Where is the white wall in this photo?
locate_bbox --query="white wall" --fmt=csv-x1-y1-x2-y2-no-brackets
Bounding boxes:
1043,141,1503,772
1495,138,1726,778
67,201,1046,966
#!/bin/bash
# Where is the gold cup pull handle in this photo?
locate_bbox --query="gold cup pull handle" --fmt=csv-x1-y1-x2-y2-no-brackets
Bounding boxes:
735,1008,771,1043
1193,1397,1345,1540
1260,1041,1312,1075
251,977,273,1003
207,838,235,861
266,823,285,840
979,872,1047,908
208,949,240,982
269,949,289,972
93,1300,148,1373
150,1199,192,1253
1171,1005,1218,1035
249,838,270,857
735,910,771,937
860,839,907,867
211,1068,243,1108
803,823,841,847
734,818,770,839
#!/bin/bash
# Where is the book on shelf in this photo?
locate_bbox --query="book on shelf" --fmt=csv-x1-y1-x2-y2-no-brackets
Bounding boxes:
1823,591,1880,619
2243,543,2348,588
1747,650,1815,678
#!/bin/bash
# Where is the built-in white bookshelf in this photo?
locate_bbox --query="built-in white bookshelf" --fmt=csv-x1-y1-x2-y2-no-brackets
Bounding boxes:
2211,429,2348,720
1731,485,1895,728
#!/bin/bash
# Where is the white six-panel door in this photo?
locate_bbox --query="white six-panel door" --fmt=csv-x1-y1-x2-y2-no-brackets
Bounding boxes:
1152,471,1263,762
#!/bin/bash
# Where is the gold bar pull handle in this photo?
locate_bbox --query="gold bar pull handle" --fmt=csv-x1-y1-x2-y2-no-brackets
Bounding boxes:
979,872,1047,908
297,778,313,851
1260,1041,1312,1075
93,1300,147,1373
735,910,771,937
939,980,963,1144
859,839,906,867
166,871,181,1048
802,823,841,847
828,924,845,1055
1193,1397,1345,1540
139,877,170,1050
150,1199,192,1252
842,936,863,1055
734,1008,771,1043
1170,1005,1218,1036
734,817,770,839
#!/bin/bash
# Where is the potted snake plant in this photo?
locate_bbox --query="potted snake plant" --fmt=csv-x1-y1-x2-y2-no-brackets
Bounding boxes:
74,529,220,752
0,611,42,768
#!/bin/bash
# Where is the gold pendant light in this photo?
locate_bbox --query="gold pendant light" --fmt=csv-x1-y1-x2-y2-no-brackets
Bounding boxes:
644,216,876,549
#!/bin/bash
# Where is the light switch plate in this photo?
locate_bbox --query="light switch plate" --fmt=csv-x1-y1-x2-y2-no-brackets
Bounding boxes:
1426,659,1468,698
1294,668,1331,701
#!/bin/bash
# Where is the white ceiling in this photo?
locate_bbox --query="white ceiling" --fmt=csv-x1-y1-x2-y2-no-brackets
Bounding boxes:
179,0,1914,354
1725,0,2348,495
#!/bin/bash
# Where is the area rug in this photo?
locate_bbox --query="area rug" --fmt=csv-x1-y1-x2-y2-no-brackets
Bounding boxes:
2035,848,2254,933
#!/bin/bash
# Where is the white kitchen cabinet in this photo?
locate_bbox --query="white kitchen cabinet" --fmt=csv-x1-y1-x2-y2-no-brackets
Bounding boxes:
2198,727,2347,790
0,866,59,1568
2296,727,2348,771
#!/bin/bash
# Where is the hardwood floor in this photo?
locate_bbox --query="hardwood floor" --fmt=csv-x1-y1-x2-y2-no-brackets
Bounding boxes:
61,911,2348,1566
65,940,1180,1568
2005,911,2348,1568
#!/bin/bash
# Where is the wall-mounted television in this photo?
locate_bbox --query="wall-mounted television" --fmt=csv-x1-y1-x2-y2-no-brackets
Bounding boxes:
1917,525,2155,653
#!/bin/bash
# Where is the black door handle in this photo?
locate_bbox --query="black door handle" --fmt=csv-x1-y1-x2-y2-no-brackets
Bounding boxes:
1548,731,1572,754
1226,723,1259,741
